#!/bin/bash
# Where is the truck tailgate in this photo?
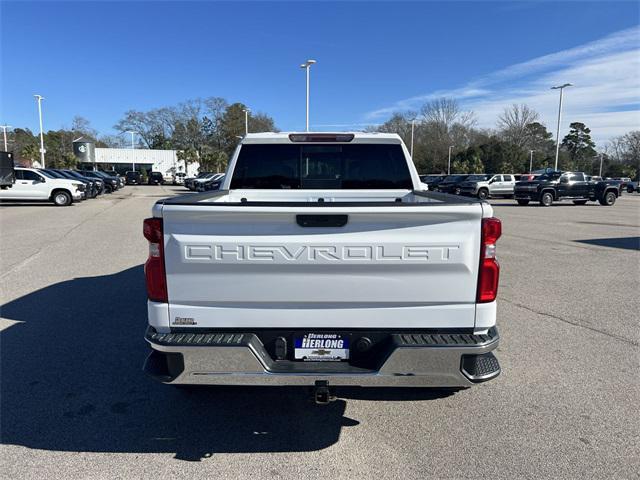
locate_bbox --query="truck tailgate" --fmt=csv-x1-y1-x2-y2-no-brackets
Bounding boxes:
161,203,483,329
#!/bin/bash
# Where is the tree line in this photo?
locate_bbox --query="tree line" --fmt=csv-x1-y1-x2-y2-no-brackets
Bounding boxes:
6,97,277,172
374,99,638,179
4,95,638,179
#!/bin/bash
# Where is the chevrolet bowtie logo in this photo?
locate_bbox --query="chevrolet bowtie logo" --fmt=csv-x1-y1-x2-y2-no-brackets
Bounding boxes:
311,349,331,356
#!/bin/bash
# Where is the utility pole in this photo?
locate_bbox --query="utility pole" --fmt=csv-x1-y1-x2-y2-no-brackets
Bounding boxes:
243,108,250,135
448,145,454,175
529,150,535,172
599,153,604,177
410,119,415,158
34,95,46,167
551,83,572,171
0,125,12,151
127,131,137,172
300,60,316,132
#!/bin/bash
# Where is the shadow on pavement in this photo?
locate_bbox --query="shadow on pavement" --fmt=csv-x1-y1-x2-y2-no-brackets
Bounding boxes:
575,236,640,251
0,202,60,207
0,266,454,460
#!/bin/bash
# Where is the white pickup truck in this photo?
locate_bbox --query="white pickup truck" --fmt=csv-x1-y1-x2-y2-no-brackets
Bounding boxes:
0,167,85,206
143,132,502,401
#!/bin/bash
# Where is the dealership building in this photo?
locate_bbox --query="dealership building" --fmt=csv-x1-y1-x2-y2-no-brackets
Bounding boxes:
73,139,200,177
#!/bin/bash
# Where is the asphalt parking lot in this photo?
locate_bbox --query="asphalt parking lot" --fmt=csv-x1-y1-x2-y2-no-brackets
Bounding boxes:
1,186,638,479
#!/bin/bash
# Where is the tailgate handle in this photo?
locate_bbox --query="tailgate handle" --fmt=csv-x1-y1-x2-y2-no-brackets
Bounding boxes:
296,214,348,228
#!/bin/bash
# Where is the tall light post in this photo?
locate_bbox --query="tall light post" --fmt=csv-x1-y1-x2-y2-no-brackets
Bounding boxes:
410,119,415,158
448,145,454,175
300,59,316,132
551,83,572,171
0,125,12,151
242,108,250,135
34,95,46,167
126,130,137,172
529,150,535,172
598,153,604,177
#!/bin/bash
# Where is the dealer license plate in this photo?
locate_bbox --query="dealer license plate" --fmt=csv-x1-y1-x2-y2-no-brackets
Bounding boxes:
294,333,350,362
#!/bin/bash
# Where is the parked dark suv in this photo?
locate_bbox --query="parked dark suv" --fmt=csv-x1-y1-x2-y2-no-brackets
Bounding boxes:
126,171,142,185
437,175,470,194
148,172,164,185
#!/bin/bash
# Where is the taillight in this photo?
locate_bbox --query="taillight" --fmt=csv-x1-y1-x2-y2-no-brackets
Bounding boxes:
477,217,502,303
143,217,167,302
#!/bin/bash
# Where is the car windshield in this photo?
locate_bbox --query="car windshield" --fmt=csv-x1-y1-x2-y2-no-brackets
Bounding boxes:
39,170,60,179
230,143,413,190
58,170,80,180
422,175,443,181
466,175,490,181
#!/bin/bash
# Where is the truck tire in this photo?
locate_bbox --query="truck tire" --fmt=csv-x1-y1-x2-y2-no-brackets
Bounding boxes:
599,191,617,206
477,188,489,200
572,200,588,205
516,199,529,206
540,192,553,207
52,190,72,206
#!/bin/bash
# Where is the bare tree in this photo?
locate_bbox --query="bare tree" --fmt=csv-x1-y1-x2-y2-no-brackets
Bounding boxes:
497,104,540,148
420,98,476,133
418,98,477,171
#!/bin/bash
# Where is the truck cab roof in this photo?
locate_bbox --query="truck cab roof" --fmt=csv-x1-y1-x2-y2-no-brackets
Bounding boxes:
241,132,403,144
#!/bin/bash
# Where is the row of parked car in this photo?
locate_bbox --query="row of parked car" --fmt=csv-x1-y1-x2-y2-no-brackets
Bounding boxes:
420,171,634,207
0,164,126,206
183,172,226,192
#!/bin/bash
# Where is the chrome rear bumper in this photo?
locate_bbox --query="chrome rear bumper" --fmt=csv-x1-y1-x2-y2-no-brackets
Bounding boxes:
144,327,500,387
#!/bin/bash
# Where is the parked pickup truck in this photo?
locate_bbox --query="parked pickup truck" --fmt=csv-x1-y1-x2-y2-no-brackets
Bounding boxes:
514,170,620,206
0,167,84,206
459,174,517,200
143,132,502,401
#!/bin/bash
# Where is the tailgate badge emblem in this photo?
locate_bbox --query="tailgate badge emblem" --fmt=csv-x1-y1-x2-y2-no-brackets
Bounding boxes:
173,317,197,326
311,349,331,356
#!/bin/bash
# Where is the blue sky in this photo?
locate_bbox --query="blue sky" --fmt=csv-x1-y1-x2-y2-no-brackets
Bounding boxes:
1,1,639,145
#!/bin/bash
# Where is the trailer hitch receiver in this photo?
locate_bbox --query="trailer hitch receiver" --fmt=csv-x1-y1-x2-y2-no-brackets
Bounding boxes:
313,380,335,405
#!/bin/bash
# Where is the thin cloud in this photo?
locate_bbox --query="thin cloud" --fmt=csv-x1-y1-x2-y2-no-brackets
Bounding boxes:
363,26,640,143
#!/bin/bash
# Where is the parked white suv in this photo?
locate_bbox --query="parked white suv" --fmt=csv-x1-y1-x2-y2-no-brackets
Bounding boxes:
0,167,84,206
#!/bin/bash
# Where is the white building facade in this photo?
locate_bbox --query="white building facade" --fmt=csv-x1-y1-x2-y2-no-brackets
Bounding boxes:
92,148,200,177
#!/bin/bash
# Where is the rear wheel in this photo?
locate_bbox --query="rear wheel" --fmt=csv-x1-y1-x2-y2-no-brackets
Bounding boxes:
599,191,617,206
477,188,489,200
572,200,588,205
516,199,530,206
454,187,461,195
540,192,553,207
52,190,72,206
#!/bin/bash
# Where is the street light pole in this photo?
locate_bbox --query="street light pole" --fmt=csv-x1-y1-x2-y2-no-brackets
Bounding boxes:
599,153,604,177
34,95,46,167
243,108,250,135
529,150,535,172
410,119,415,158
0,125,12,151
448,145,454,175
551,83,572,171
127,131,137,172
300,60,316,132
